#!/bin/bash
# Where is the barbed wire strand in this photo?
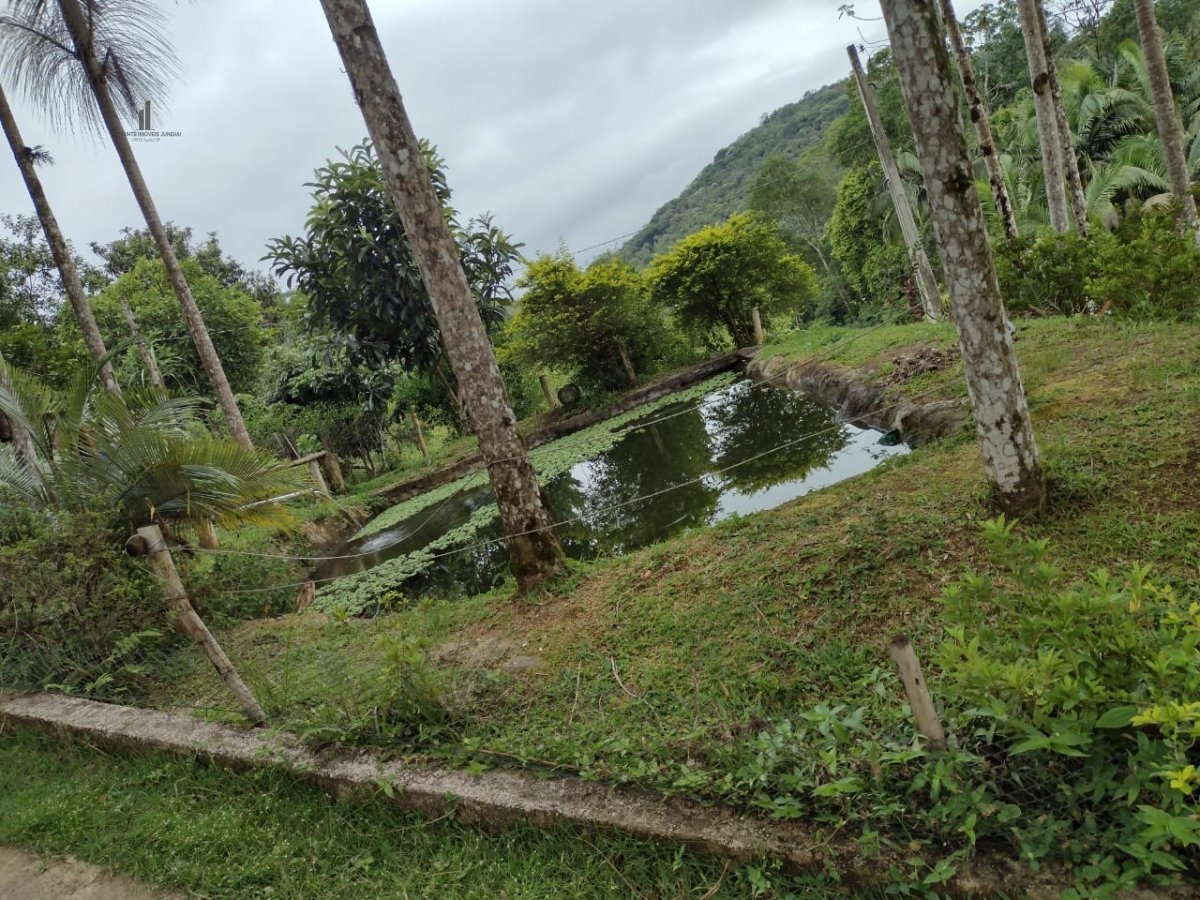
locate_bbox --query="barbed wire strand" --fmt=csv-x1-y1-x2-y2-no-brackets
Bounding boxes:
190,376,963,596
187,306,953,566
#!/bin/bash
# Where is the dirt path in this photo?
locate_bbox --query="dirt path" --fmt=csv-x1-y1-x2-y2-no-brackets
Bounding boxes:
0,847,182,900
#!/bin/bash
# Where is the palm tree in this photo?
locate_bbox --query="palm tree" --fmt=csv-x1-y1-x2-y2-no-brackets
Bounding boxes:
1016,0,1071,232
881,0,1045,516
1131,0,1199,235
1032,0,1090,234
0,80,120,395
318,0,565,591
0,356,307,541
939,0,1020,240
0,0,254,447
847,43,942,321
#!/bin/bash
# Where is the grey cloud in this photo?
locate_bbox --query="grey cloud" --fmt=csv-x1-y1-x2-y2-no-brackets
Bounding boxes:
0,0,987,279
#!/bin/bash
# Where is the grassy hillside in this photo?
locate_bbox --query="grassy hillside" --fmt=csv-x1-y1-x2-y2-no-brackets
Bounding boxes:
618,80,848,267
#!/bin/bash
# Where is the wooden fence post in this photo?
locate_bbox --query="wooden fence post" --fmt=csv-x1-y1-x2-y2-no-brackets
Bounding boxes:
319,451,346,492
752,307,765,346
127,525,267,726
889,634,946,750
410,409,428,458
539,374,558,409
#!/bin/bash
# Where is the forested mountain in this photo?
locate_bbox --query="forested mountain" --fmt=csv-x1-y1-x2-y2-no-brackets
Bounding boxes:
618,80,848,267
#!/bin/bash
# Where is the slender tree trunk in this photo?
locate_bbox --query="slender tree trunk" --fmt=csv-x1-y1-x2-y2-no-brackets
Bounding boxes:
56,0,252,447
1133,0,1200,236
0,82,120,395
319,0,564,590
1033,0,1090,234
1016,0,1071,232
847,45,941,321
939,0,1020,241
117,293,164,388
881,0,1046,516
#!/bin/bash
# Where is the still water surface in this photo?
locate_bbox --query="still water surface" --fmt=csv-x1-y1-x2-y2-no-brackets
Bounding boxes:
316,379,907,595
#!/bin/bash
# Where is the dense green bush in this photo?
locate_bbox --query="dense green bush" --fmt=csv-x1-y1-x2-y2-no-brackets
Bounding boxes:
1088,208,1200,319
825,163,918,322
725,520,1199,896
0,507,169,698
995,210,1200,321
936,518,1200,893
994,230,1105,316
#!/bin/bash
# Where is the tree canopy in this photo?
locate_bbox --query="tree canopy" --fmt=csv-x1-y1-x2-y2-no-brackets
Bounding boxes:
503,253,669,391
648,213,816,348
266,140,519,375
87,257,265,394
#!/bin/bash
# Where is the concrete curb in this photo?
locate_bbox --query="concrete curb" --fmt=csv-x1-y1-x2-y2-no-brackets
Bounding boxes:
0,692,820,866
1,693,1121,898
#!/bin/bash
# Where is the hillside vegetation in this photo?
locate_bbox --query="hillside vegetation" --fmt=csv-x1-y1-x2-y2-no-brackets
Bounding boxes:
618,80,848,267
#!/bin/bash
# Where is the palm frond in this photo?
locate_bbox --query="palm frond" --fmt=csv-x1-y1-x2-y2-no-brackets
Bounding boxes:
0,356,309,537
0,0,180,136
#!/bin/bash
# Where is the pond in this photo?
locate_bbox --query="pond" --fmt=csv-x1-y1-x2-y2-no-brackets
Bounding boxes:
314,378,907,602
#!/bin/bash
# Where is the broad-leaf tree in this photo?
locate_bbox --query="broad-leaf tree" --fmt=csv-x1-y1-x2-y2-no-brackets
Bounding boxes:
0,0,253,446
319,0,564,591
649,213,816,348
881,0,1046,516
89,258,266,395
504,253,668,392
267,142,521,426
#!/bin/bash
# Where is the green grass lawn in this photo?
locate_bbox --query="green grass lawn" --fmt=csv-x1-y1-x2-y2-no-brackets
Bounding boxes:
11,316,1200,896
157,317,1200,792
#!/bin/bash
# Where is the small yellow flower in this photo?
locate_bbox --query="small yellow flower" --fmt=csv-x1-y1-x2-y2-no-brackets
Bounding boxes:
1167,765,1197,795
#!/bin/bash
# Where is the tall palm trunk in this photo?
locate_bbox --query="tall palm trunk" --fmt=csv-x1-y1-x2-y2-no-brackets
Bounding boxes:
847,44,942,321
1016,0,1071,233
939,0,1020,241
881,0,1046,516
319,0,565,591
55,0,252,446
1132,0,1200,236
1033,0,1090,234
0,82,120,395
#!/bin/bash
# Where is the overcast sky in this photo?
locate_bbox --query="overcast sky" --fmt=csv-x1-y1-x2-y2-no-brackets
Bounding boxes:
0,0,984,276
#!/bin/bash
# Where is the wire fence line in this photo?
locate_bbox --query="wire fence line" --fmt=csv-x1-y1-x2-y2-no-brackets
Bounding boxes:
2,310,970,734
185,303,950,571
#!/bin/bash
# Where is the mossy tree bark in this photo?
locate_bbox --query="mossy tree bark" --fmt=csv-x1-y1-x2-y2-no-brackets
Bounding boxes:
1015,0,1070,233
881,0,1046,516
319,0,565,590
938,0,1019,241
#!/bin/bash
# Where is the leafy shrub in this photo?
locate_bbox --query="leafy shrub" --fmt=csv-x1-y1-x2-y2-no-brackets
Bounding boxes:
994,210,1200,321
289,633,456,749
994,231,1106,316
0,507,171,698
1087,208,1200,319
935,518,1200,893
721,521,1198,895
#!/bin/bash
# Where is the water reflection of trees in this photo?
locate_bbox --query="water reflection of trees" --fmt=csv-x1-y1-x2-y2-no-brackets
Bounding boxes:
550,406,719,555
704,382,847,493
328,378,868,595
